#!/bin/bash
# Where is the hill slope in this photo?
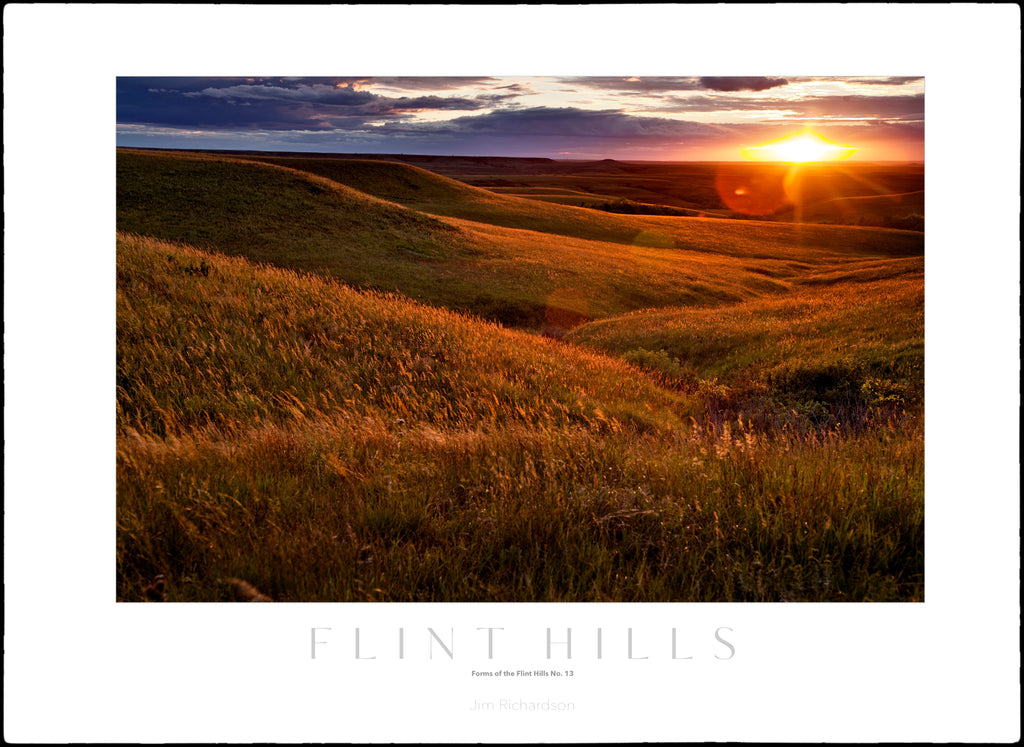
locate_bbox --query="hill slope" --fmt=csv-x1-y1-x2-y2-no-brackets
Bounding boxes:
122,149,890,329
238,153,925,259
116,232,688,438
567,257,924,428
117,233,923,602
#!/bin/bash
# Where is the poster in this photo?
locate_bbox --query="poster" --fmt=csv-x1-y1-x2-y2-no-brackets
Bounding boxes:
4,4,1020,743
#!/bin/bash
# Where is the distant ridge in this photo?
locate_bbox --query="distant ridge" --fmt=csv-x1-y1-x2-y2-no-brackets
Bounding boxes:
130,147,648,176
181,148,558,175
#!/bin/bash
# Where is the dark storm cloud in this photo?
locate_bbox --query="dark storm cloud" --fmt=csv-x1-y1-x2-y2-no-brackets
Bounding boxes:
698,77,789,92
185,82,378,105
196,84,491,113
313,106,731,158
118,81,360,130
118,97,338,131
119,76,255,94
116,77,923,159
117,77,495,132
380,95,491,112
411,107,723,139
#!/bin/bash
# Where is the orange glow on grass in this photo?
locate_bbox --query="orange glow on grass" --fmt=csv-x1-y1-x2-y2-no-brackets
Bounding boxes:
741,128,856,164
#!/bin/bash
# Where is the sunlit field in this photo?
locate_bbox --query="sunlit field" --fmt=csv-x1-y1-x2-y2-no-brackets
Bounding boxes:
116,148,924,602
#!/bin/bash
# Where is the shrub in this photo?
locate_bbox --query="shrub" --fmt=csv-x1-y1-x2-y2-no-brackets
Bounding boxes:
586,198,695,217
882,213,924,232
622,348,698,388
860,376,907,410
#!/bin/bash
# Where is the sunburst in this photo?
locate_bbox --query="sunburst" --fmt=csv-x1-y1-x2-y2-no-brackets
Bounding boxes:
741,128,856,164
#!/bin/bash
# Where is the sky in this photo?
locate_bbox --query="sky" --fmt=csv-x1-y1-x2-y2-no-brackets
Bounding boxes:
116,76,924,161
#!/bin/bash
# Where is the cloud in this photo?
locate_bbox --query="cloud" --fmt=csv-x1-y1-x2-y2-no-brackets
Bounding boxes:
698,77,790,92
475,92,524,104
116,77,923,159
792,94,924,121
263,106,734,158
422,107,722,139
375,95,491,112
358,77,498,91
566,76,919,95
185,82,377,105
655,95,795,113
844,76,924,86
651,92,923,122
559,77,705,92
117,77,497,132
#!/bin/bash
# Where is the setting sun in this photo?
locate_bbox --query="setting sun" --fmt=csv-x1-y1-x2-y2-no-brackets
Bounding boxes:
741,128,857,164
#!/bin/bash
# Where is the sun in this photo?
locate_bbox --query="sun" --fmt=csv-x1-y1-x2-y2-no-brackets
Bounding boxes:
741,128,856,164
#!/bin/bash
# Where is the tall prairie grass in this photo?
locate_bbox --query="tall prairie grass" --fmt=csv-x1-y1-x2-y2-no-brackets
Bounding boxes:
117,233,923,602
568,259,923,431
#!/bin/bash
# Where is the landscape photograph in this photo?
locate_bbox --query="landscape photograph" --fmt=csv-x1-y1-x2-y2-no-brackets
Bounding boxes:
115,75,925,603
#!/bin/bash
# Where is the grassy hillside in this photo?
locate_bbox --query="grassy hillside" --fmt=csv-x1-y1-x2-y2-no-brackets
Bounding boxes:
230,153,924,260
225,152,922,230
117,149,476,276
567,259,923,430
457,159,926,230
116,232,689,439
121,149,881,330
117,233,923,602
780,191,925,230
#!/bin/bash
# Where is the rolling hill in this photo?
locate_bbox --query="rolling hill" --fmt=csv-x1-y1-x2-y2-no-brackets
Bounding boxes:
232,152,925,259
116,147,925,603
567,259,923,427
117,232,923,602
111,150,781,330
118,148,923,332
199,149,924,230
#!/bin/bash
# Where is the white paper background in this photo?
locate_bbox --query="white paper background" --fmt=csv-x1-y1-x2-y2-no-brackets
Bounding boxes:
4,4,1020,743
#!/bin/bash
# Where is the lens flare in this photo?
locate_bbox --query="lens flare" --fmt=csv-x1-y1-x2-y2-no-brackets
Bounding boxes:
741,128,856,164
715,165,789,216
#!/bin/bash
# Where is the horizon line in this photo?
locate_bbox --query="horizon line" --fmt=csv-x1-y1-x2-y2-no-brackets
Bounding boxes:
115,145,923,165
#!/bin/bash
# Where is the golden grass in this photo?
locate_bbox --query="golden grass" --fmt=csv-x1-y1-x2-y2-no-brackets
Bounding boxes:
117,233,924,602
117,149,923,336
232,152,925,259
